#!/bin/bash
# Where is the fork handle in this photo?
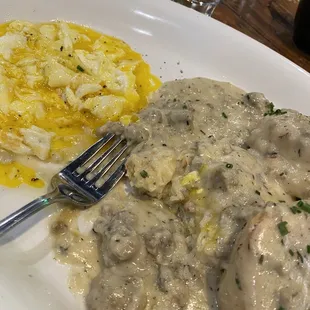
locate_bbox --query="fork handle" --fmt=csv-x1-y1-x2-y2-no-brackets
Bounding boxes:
0,187,65,236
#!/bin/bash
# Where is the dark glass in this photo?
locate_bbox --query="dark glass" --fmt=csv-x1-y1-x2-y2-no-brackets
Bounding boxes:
293,0,310,54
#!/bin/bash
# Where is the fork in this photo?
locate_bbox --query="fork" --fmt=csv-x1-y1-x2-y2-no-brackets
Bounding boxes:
0,133,129,236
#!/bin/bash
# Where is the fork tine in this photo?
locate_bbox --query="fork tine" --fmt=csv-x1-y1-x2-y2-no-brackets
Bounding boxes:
78,137,123,178
0,132,132,235
87,143,129,186
97,161,127,196
66,133,115,171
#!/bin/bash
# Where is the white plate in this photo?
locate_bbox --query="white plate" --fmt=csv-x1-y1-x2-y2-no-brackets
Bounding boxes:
1,0,310,309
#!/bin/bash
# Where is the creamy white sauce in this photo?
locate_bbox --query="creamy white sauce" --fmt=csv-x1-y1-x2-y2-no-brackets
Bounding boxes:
52,78,310,310
50,205,101,295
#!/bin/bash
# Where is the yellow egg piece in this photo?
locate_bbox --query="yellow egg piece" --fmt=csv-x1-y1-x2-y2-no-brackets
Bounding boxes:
181,170,200,187
0,20,161,187
0,162,44,188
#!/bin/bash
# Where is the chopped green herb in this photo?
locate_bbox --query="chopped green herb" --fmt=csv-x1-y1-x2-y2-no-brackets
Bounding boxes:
273,109,287,115
140,170,149,178
258,255,264,265
235,278,242,290
77,65,85,72
278,306,285,310
277,221,289,236
290,206,302,214
264,102,287,116
255,190,261,195
297,250,304,263
226,163,233,169
297,200,304,207
222,112,228,119
307,245,310,254
297,200,310,213
264,103,274,115
289,249,294,256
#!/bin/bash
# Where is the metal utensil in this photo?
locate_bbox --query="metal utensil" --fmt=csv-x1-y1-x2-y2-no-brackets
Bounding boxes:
0,133,129,236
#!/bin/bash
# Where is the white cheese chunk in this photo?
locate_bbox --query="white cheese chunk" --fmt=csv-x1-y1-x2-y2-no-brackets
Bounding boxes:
20,126,55,160
83,95,126,119
0,33,27,61
0,131,32,155
75,83,102,98
44,59,76,88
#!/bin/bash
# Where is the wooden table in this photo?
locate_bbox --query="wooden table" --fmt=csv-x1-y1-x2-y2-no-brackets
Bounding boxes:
212,0,310,72
175,0,310,72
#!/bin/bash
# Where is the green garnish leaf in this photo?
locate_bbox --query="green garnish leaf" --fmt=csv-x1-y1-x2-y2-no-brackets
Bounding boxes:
255,190,261,195
273,109,287,115
77,65,85,72
307,245,310,254
278,306,285,310
226,163,233,169
235,277,242,290
297,200,304,207
290,206,301,214
289,249,294,256
265,102,274,114
277,221,289,236
297,250,304,263
140,170,149,178
264,102,287,116
222,112,228,119
297,200,310,213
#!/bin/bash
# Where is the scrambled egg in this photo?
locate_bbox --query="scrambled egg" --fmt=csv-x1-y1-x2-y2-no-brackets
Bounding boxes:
0,162,44,188
0,20,160,187
181,170,200,187
181,168,220,254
